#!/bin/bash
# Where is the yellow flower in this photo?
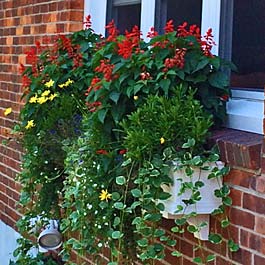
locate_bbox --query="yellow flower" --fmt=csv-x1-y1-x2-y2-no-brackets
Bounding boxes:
37,96,48,104
41,90,51,97
29,95,38,103
133,95,139,101
160,137,165,144
4,107,12,116
44,79,54,88
25,120,35,129
99,189,112,202
49,93,58,101
58,79,74,88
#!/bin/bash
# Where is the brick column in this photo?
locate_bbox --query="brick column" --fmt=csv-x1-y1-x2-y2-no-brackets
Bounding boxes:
0,0,84,228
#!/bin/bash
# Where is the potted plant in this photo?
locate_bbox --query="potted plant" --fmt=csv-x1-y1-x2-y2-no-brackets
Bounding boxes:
12,16,238,265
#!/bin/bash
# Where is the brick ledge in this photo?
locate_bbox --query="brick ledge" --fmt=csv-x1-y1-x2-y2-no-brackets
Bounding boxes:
210,128,263,170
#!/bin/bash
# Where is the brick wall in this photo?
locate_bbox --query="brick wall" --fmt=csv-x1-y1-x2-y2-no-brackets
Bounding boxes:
1,2,265,265
0,0,84,229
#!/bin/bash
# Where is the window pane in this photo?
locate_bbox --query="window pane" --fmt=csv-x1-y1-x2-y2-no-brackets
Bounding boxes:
231,0,265,89
108,1,141,34
166,0,202,27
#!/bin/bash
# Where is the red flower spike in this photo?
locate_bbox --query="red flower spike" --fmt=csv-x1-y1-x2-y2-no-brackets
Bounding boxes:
105,20,119,42
147,27,158,38
86,101,102,112
96,149,108,155
119,149,127,155
19,63,25,74
164,20,175,33
83,15,92,29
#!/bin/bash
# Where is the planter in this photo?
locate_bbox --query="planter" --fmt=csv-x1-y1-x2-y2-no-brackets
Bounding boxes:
161,161,224,240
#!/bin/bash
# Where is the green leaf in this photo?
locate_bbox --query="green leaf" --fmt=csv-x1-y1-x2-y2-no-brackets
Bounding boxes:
206,254,216,262
167,239,176,246
159,78,171,96
221,219,230,228
223,196,232,206
154,229,165,237
130,201,141,209
187,225,198,233
208,233,222,244
109,91,120,103
208,72,229,89
113,202,125,210
131,188,142,198
97,108,108,123
171,250,182,257
144,213,161,222
113,217,120,227
175,217,187,226
115,176,126,185
111,231,123,239
122,158,132,167
193,257,203,264
228,239,240,252
111,192,120,201
158,191,171,200
137,238,149,247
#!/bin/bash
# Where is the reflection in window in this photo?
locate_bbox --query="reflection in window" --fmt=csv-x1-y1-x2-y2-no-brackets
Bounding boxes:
166,0,202,27
231,0,265,89
155,0,202,33
107,0,141,34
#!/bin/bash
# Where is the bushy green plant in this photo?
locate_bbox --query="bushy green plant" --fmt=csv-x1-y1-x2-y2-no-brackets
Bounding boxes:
11,16,238,264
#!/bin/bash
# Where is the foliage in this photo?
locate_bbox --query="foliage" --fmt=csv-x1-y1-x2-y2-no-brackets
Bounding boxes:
11,16,237,264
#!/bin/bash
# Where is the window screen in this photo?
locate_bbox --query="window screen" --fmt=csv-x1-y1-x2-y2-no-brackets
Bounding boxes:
231,0,265,89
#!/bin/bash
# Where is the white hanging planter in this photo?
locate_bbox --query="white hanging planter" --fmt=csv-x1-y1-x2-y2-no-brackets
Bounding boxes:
161,161,224,240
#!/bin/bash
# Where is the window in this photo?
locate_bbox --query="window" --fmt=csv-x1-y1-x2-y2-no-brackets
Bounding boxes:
155,0,202,34
230,0,265,90
106,0,141,34
84,0,264,134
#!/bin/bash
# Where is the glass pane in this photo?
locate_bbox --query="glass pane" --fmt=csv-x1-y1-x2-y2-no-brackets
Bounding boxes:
231,0,265,89
113,3,141,34
166,0,202,27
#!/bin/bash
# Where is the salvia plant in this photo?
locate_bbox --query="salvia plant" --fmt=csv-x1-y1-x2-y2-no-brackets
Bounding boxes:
7,16,238,265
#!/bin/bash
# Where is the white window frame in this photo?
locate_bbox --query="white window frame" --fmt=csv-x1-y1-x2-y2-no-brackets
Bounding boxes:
84,0,264,135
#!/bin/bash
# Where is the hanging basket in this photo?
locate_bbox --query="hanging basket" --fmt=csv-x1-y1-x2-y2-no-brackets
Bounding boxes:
161,161,223,219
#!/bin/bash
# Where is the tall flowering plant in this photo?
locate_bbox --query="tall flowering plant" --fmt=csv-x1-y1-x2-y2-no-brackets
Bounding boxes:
13,16,238,265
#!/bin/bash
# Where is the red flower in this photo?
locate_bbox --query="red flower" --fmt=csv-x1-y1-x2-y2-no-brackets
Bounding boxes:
164,48,187,69
86,101,102,112
119,149,127,155
96,149,108,155
22,75,31,88
19,63,25,74
83,15,92,29
220,94,229,101
118,26,141,59
201,28,215,57
164,20,174,33
147,27,158,38
105,20,119,42
95,59,114,82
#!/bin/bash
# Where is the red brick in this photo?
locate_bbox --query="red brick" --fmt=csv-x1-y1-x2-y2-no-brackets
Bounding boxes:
224,169,253,188
251,175,265,193
243,193,265,214
247,231,265,255
254,255,265,265
230,248,252,265
229,188,242,207
255,216,265,235
228,208,255,229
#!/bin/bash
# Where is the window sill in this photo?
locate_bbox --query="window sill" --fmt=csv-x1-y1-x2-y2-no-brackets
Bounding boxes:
210,128,263,171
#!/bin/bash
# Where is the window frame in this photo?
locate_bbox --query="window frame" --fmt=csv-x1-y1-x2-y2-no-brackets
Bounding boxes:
84,0,264,135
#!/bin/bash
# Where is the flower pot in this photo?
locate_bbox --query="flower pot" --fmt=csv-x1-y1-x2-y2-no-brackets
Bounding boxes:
160,161,223,240
161,161,223,218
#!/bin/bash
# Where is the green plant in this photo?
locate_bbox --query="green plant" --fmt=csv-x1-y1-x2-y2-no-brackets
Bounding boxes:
12,16,238,265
